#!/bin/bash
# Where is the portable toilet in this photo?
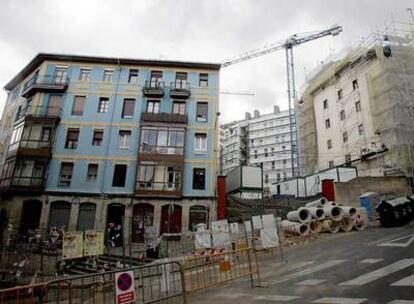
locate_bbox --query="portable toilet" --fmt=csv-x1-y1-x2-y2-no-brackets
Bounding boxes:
359,192,380,220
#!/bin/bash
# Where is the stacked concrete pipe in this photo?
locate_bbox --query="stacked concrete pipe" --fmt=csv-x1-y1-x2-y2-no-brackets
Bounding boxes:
281,220,310,236
287,208,312,223
305,197,328,208
306,206,326,220
323,205,344,221
321,219,340,233
339,216,354,232
309,220,323,234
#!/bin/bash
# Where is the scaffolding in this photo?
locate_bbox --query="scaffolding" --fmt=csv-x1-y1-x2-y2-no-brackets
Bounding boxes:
297,19,414,180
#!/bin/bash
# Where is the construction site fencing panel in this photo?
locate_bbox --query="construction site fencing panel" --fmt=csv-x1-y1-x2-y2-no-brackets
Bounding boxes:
0,282,47,304
182,247,260,294
41,261,184,304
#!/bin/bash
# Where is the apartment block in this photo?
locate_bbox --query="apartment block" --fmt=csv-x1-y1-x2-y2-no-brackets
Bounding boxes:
220,105,296,188
0,53,220,241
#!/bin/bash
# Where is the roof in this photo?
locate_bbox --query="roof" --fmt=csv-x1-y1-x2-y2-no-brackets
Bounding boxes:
4,53,221,90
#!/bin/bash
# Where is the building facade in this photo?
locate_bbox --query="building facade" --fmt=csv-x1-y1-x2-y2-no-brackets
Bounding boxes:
297,35,414,185
220,105,296,188
0,53,220,242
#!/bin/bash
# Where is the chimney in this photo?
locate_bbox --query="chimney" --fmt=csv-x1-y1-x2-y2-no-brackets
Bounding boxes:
274,105,280,114
245,112,251,120
253,110,260,118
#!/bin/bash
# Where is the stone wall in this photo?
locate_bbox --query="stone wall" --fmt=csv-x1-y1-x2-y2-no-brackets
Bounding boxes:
334,176,412,207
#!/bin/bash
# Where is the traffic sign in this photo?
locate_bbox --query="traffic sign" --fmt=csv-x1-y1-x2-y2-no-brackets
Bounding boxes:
115,270,136,304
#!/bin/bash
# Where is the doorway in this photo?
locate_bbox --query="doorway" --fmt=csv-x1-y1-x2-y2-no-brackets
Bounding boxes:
132,204,154,243
160,204,182,235
106,203,125,246
49,201,71,230
19,200,42,235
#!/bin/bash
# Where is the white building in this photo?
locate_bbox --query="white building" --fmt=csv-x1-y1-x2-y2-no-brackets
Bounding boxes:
297,32,414,185
220,105,296,188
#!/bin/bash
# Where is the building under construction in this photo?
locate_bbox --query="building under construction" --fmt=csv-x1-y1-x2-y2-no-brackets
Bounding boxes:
297,21,414,187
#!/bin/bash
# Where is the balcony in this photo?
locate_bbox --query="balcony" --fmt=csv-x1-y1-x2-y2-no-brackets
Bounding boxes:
170,81,191,99
142,80,165,97
14,105,62,124
135,162,183,197
0,158,47,192
138,145,184,163
21,75,69,98
141,112,187,125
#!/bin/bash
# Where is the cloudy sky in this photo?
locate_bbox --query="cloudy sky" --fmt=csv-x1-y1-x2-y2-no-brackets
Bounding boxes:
0,0,412,123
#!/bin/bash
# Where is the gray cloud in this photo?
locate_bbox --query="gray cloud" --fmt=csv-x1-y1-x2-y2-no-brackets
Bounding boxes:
0,0,413,123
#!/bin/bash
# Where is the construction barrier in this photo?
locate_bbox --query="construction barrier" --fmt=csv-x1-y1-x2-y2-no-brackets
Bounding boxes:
0,282,47,304
182,247,260,294
41,261,183,304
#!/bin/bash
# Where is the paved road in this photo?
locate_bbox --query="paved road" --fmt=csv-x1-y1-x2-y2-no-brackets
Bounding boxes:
191,221,414,304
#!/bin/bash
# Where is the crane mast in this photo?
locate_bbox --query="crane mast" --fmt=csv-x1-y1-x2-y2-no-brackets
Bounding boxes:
222,25,343,177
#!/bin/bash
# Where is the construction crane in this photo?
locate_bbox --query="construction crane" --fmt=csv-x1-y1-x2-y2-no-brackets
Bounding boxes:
222,25,343,177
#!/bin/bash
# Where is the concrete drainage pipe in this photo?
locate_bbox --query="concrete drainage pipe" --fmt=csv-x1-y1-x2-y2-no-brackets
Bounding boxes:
353,213,367,231
281,220,310,236
321,220,340,233
339,216,353,232
305,197,328,208
341,207,357,218
309,220,323,234
324,206,344,221
287,208,312,223
306,207,326,220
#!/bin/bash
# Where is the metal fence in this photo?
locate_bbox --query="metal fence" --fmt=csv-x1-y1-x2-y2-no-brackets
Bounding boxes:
0,283,47,304
182,247,260,294
41,261,183,304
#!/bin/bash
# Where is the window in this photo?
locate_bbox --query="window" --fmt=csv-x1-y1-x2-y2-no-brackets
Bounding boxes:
98,97,109,113
355,101,361,112
345,154,351,164
128,69,139,83
265,174,269,183
340,110,346,121
147,100,160,113
199,73,208,88
118,130,131,149
277,173,281,180
264,148,268,157
122,99,135,118
92,129,103,146
327,139,332,149
173,102,186,115
343,131,348,143
283,172,287,179
59,162,73,187
329,160,334,168
86,164,98,182
65,129,79,149
323,99,328,109
254,150,258,159
352,79,359,90
103,69,114,82
195,133,207,151
193,168,206,190
54,67,67,83
112,164,127,187
71,96,85,116
337,89,343,100
79,68,91,81
325,119,331,129
271,161,275,170
175,72,188,89
358,123,364,135
196,102,208,122
41,127,51,142
282,145,286,150
150,70,163,87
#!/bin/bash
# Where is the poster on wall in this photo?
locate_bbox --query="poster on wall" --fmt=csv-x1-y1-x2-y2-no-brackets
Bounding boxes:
62,232,84,260
211,219,231,248
84,230,104,256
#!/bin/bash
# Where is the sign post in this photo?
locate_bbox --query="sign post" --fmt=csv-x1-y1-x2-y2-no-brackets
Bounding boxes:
115,270,136,304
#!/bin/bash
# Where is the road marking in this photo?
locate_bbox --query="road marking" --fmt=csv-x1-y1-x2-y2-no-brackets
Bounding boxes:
391,274,414,286
212,292,248,299
270,260,346,284
377,234,414,248
254,295,300,301
261,261,315,279
340,258,414,286
312,297,368,304
360,258,383,264
296,279,325,286
388,301,414,304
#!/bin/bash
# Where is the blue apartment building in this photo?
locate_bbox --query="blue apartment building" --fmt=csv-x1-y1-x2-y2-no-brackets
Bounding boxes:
0,53,220,242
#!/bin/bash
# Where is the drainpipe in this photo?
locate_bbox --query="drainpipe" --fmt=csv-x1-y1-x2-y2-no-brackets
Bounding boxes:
100,59,122,194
